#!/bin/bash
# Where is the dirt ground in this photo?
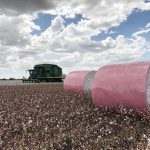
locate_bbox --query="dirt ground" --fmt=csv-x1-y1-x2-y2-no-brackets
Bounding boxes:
0,82,150,149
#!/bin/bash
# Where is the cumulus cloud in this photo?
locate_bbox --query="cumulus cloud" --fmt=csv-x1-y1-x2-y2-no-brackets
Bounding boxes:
133,22,150,37
0,0,150,78
133,29,150,37
50,0,150,31
0,14,39,46
51,16,65,32
146,23,150,28
76,35,149,72
0,0,56,15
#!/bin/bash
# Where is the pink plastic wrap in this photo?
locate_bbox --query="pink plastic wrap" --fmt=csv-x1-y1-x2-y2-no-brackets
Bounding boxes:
92,62,150,110
64,71,92,94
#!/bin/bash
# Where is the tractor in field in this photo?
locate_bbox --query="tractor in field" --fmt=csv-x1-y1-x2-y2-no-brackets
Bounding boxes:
22,64,64,83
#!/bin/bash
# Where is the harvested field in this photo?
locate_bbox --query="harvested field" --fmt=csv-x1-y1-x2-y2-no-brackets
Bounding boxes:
0,83,150,149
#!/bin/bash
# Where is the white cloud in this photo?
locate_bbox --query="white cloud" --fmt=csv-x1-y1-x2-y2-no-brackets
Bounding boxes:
146,23,150,28
0,0,150,78
51,16,65,32
78,35,148,68
133,21,150,37
0,0,56,15
50,0,150,32
0,14,39,46
133,28,150,37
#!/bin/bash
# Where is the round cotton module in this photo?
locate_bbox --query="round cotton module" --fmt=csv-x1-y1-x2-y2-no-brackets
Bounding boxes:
92,62,150,110
64,70,96,95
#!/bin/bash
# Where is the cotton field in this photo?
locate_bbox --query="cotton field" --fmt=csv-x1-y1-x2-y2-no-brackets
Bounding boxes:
0,82,150,149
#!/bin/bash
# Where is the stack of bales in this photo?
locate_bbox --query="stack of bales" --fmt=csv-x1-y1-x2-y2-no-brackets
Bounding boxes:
64,62,150,111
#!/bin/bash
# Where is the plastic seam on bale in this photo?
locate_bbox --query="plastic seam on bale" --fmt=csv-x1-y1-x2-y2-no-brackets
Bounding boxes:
84,71,96,96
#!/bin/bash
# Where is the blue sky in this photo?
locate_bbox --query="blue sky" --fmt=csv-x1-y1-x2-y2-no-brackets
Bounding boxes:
32,13,56,35
32,13,84,35
0,0,150,78
92,9,150,41
145,0,150,3
32,9,150,42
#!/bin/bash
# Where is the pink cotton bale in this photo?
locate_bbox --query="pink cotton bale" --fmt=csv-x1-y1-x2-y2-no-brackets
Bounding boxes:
92,62,150,110
64,71,96,95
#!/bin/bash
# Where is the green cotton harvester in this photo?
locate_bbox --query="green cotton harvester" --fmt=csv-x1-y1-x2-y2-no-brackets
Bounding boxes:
22,64,64,83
